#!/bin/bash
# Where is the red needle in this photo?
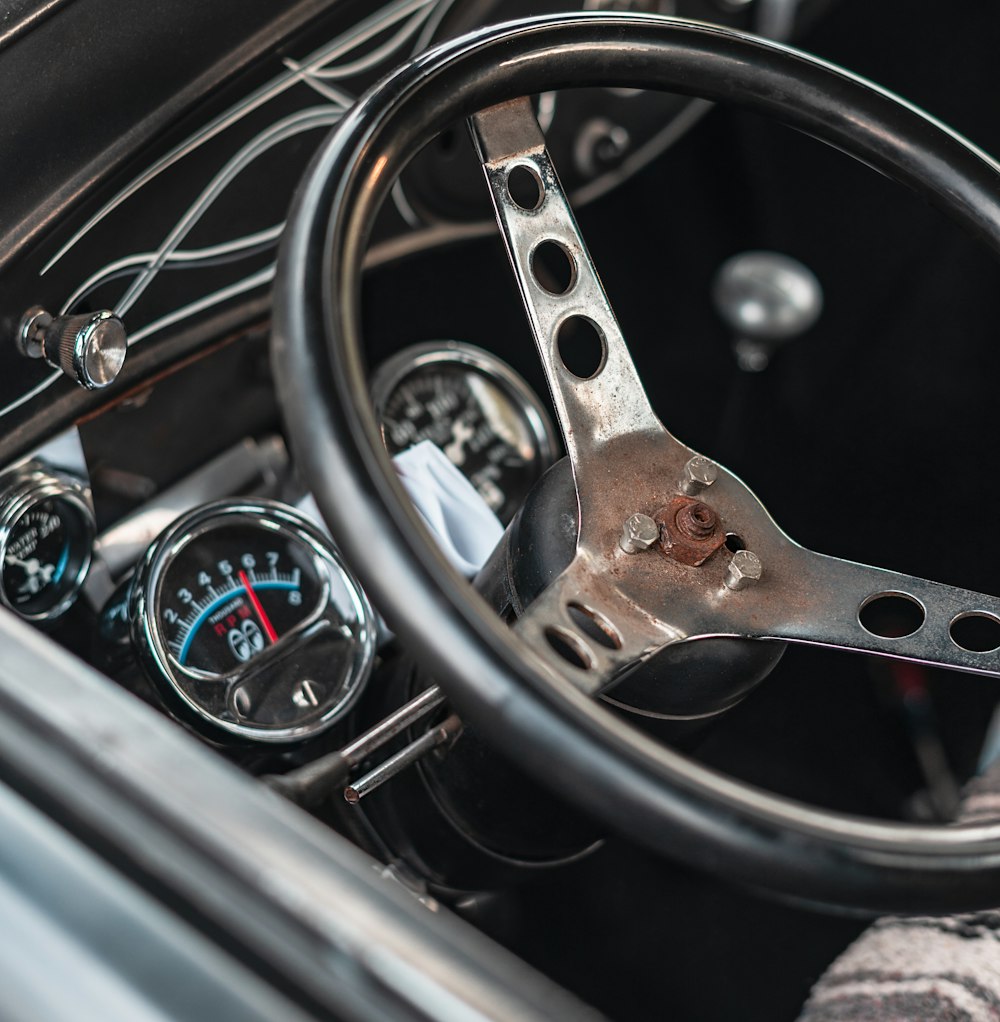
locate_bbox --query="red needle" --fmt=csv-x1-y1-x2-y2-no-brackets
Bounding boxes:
239,570,278,644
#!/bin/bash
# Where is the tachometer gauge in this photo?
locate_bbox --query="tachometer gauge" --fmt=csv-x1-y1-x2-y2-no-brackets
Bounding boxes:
123,500,375,745
0,466,95,621
371,342,558,524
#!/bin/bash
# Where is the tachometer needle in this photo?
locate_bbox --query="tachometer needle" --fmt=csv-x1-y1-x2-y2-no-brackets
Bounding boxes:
239,570,278,644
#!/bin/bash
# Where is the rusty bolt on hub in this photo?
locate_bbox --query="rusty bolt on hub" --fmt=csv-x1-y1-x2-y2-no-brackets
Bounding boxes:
656,496,726,567
675,501,718,540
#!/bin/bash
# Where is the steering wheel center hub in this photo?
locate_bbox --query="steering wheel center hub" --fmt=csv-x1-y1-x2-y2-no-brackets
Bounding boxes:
656,496,725,565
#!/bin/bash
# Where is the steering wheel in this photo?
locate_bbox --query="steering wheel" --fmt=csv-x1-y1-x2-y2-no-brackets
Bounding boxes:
272,13,1000,912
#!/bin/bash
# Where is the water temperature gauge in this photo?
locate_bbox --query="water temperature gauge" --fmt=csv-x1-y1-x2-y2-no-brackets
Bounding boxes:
0,466,95,621
119,499,375,744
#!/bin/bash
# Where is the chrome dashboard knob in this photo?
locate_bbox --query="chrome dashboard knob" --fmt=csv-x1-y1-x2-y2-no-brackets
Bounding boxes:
16,306,128,390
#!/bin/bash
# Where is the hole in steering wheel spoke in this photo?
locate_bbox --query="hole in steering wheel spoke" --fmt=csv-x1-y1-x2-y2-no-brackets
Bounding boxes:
506,164,544,210
859,592,925,639
532,240,576,295
567,602,621,650
556,317,606,380
545,626,594,670
950,613,1000,653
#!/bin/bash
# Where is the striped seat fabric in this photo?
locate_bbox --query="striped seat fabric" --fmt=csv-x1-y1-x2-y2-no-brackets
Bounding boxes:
799,766,1000,1022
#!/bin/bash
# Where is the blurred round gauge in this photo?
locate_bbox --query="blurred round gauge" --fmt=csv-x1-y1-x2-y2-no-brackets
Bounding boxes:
0,466,95,621
371,342,559,524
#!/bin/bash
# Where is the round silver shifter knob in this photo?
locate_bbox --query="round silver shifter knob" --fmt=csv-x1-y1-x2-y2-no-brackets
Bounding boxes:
712,251,822,371
16,307,127,390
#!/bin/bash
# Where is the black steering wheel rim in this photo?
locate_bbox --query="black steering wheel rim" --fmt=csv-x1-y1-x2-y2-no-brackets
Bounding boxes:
272,13,1000,912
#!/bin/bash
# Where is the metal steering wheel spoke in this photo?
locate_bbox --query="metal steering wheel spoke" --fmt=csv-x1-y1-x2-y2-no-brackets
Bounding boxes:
469,95,1000,691
469,98,685,505
726,546,1000,679
510,556,682,696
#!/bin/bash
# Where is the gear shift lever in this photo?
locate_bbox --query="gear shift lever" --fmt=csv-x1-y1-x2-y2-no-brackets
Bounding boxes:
712,250,823,371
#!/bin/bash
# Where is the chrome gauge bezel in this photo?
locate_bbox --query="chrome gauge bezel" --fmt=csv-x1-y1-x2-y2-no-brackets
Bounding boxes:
129,499,376,745
0,465,95,622
371,341,559,517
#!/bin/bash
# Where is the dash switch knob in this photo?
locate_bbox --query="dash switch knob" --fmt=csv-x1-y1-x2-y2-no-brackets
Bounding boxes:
16,306,127,390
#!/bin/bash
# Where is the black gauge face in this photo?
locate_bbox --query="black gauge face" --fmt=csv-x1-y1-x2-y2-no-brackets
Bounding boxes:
158,524,323,676
0,487,93,619
132,502,375,744
376,347,557,524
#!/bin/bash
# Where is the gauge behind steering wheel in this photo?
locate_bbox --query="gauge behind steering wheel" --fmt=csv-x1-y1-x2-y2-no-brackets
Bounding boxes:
273,13,1000,912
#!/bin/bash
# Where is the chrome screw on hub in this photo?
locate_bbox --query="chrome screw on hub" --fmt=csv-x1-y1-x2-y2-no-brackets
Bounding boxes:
680,456,718,496
724,549,763,590
620,513,659,553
